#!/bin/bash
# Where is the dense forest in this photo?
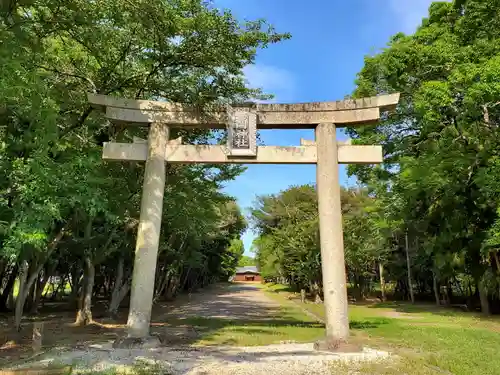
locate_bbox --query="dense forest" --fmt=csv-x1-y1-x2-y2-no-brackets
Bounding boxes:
0,0,289,330
252,0,500,314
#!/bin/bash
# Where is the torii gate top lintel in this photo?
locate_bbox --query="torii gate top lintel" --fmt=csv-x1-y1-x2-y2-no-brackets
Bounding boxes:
89,92,399,165
87,92,400,129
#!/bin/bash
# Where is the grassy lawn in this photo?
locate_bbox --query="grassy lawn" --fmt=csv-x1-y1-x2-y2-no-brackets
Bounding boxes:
266,284,500,375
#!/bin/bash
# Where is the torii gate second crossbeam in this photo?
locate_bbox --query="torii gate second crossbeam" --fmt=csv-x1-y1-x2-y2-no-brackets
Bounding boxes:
88,92,400,351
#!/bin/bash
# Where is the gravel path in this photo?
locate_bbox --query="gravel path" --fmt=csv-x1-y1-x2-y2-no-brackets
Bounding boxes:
10,284,390,374
159,283,281,321
29,343,389,374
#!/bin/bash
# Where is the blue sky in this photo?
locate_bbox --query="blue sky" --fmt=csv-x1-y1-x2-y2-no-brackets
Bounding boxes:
216,0,435,255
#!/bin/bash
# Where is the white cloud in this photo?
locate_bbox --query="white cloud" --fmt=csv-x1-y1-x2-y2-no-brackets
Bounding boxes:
243,64,296,102
387,0,435,33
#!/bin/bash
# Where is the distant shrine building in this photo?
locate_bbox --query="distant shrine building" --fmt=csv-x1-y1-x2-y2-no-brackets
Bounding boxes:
234,266,262,282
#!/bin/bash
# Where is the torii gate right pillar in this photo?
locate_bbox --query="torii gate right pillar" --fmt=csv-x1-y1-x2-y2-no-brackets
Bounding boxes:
315,122,350,350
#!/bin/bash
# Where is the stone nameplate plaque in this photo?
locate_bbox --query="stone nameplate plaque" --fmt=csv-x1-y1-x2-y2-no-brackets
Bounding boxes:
226,107,257,157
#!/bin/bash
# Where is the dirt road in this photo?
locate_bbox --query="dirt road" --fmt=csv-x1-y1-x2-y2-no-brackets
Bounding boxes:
160,283,280,321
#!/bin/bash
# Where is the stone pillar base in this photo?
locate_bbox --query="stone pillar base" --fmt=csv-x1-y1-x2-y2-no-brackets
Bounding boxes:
314,338,362,353
112,335,161,349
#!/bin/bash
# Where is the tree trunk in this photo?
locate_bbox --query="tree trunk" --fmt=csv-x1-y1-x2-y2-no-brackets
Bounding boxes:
31,265,53,314
478,279,490,315
111,256,125,300
7,286,15,310
182,267,192,291
108,256,130,318
165,275,179,301
359,277,367,301
379,262,386,302
15,260,29,331
51,274,66,301
154,270,170,303
43,280,53,299
30,278,41,314
442,282,450,306
15,227,66,330
405,231,415,303
0,259,5,282
300,288,306,303
15,257,57,330
68,268,81,308
162,274,174,299
0,265,18,311
108,280,130,318
492,251,500,273
312,282,323,303
75,257,95,325
25,264,37,312
432,270,440,306
446,280,453,304
0,261,6,293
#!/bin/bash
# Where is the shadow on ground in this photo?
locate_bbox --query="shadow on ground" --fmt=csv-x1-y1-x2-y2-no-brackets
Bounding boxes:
349,318,391,330
366,300,496,319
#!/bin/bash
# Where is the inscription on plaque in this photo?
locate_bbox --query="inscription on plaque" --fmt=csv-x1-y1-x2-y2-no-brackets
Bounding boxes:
226,107,257,157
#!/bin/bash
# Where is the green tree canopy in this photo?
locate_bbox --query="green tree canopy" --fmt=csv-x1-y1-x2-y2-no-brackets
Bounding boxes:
347,0,500,312
0,0,287,325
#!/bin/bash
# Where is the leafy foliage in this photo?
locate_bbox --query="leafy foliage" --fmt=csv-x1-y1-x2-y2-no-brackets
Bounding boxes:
238,255,256,267
346,0,500,310
251,185,380,298
254,0,500,312
0,0,287,323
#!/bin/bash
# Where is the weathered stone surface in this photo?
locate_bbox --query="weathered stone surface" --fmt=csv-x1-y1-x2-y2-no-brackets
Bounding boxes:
104,106,380,128
88,92,399,112
126,122,169,339
316,123,350,344
133,136,181,145
154,327,200,345
106,107,221,126
300,139,351,146
257,93,400,112
0,367,71,375
88,93,199,112
226,107,257,156
314,339,362,353
32,322,43,353
88,93,400,129
112,335,161,349
102,143,383,164
257,107,380,127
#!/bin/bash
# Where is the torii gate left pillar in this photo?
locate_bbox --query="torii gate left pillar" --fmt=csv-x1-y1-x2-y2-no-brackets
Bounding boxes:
88,93,399,349
127,122,169,338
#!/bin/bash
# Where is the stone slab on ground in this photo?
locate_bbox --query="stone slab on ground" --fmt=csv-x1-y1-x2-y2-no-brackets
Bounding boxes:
10,343,390,375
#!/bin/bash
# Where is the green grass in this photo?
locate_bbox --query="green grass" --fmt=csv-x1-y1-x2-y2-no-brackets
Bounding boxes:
329,356,450,375
266,283,500,375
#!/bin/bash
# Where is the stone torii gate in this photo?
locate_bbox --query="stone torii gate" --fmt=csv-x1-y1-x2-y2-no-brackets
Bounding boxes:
88,92,399,349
